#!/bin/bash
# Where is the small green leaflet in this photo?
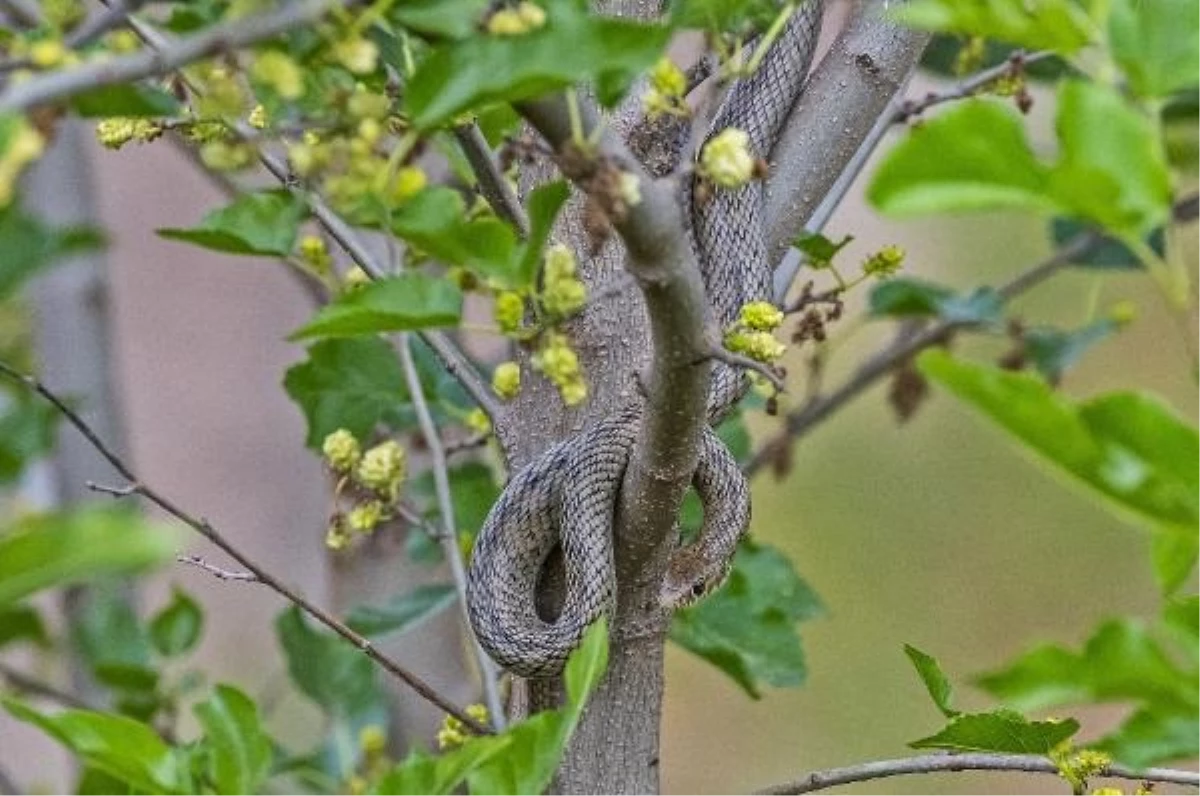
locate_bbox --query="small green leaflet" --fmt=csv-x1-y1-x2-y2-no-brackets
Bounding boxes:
158,190,308,257
289,274,463,340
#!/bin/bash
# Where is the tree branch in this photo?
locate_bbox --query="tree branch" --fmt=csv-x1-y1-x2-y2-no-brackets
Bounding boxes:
747,193,1200,477
396,334,507,729
0,360,490,736
754,752,1200,794
0,0,343,114
0,662,95,711
892,50,1054,123
453,123,529,237
764,0,931,273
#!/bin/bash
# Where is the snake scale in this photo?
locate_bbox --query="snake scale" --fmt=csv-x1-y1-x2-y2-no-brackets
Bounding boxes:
466,0,825,677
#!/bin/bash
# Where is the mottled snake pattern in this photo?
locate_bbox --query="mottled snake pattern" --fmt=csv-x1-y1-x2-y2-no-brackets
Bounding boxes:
466,1,826,677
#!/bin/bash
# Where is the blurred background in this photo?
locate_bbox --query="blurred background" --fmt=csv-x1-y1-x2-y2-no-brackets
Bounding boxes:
1,40,1196,796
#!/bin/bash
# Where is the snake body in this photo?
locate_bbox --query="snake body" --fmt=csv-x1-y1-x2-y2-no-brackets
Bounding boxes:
466,1,825,677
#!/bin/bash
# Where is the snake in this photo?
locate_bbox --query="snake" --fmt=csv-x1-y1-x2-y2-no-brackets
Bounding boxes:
466,0,826,678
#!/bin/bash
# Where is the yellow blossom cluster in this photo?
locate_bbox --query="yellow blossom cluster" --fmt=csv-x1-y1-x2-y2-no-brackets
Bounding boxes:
491,361,521,400
436,705,490,750
725,300,786,364
541,243,587,318
699,128,756,189
320,429,407,549
486,2,547,36
643,57,688,118
533,331,587,405
95,118,164,150
861,244,905,279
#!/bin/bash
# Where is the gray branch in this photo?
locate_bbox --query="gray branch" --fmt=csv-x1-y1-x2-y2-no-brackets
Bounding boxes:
453,123,530,237
0,0,341,114
764,0,931,270
754,752,1200,794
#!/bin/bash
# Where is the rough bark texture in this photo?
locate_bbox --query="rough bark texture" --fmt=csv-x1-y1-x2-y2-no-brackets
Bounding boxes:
489,3,931,793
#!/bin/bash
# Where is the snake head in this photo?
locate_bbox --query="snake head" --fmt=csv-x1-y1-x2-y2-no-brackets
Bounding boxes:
659,547,731,611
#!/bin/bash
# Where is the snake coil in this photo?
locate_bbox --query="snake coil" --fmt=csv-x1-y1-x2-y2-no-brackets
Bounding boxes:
466,1,825,677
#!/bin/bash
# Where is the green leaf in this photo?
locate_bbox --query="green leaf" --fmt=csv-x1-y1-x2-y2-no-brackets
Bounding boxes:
0,202,104,301
0,506,177,608
69,582,152,673
150,588,204,658
910,709,1079,754
515,181,571,289
671,0,789,36
868,100,1055,217
869,278,1003,325
3,699,185,793
406,3,670,128
71,84,182,118
375,622,607,795
1096,704,1199,768
345,584,456,638
0,604,48,648
1049,80,1171,237
792,232,854,265
1153,526,1199,595
670,542,822,698
870,83,1173,240
893,0,1094,54
976,619,1193,712
288,274,463,340
388,0,490,39
1049,218,1164,271
466,619,608,795
283,337,411,448
389,188,517,278
275,606,382,719
1109,0,1199,99
903,645,958,718
194,684,273,795
918,351,1199,531
157,190,308,257
410,462,502,543
1021,319,1117,383
0,395,60,483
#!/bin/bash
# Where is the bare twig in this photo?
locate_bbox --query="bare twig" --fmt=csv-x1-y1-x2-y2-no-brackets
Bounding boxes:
892,50,1054,123
0,662,94,711
444,433,489,457
748,193,1200,476
0,0,342,114
177,553,258,582
754,752,1200,794
396,334,507,729
705,344,786,393
453,123,529,237
0,360,490,735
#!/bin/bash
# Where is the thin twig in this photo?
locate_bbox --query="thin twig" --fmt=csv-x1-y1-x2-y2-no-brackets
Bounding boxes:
453,123,529,237
706,344,786,392
0,361,490,735
754,752,1200,794
892,50,1054,123
0,662,95,711
0,0,342,114
396,334,507,729
177,553,258,582
749,193,1200,476
444,434,489,457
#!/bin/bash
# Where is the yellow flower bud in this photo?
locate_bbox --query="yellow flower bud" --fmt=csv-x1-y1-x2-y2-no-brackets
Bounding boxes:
325,522,350,550
650,57,686,97
465,407,492,435
251,51,304,100
618,172,642,207
321,428,361,472
486,9,529,35
356,440,406,499
725,329,785,363
248,104,267,130
359,725,387,755
29,39,67,68
334,36,379,75
347,500,385,533
861,244,905,278
515,1,547,28
1108,300,1137,327
700,128,755,189
0,119,44,206
739,301,783,332
492,361,521,400
347,87,391,120
387,166,426,205
494,291,525,335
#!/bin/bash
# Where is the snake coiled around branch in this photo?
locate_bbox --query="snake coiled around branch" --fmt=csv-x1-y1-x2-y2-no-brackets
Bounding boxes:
466,0,825,677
